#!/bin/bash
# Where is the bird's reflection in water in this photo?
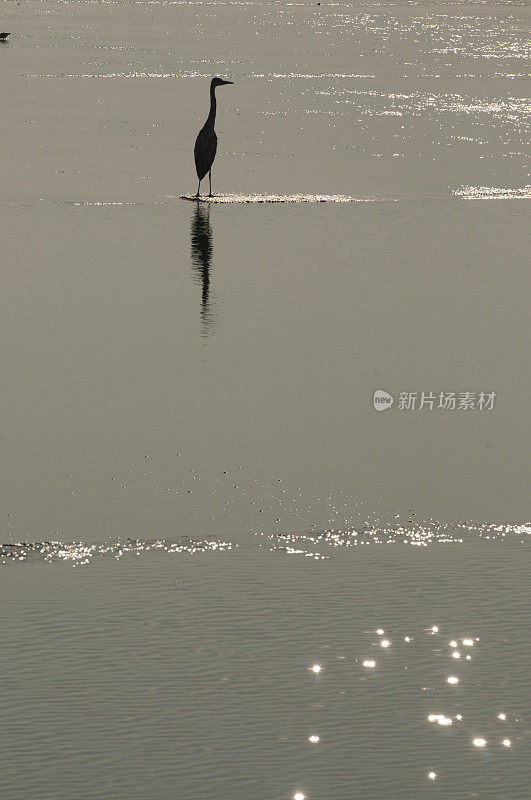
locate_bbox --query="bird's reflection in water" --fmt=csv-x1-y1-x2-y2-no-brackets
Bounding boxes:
190,202,218,338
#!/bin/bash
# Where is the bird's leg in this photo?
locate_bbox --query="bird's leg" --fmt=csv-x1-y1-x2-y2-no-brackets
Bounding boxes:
208,170,213,198
196,180,201,198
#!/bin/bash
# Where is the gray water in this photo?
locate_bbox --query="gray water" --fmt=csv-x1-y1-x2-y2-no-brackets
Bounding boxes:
0,0,530,797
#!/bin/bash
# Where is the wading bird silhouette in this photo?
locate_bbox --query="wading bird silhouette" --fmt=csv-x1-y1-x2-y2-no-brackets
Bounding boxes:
0,33,11,41
194,77,233,198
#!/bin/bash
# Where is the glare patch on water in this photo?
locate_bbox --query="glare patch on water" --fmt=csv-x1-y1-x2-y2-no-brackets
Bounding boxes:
3,456,529,563
255,6,530,77
180,193,387,203
428,714,453,726
253,72,376,80
453,185,531,199
0,537,234,565
315,87,529,140
72,201,139,207
24,72,193,79
72,194,392,209
266,520,531,556
307,79,529,178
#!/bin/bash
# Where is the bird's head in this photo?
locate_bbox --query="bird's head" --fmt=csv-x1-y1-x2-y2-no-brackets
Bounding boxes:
211,77,234,88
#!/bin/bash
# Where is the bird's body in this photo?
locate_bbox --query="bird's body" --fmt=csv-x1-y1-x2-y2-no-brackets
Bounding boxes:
0,32,11,40
194,77,233,198
194,127,217,183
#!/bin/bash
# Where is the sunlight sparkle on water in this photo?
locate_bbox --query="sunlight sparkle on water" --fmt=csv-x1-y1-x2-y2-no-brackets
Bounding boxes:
428,771,437,781
447,676,459,684
376,628,384,635
182,193,369,204
473,738,487,747
462,638,474,646
452,651,461,659
309,735,320,743
431,626,439,633
380,639,390,648
502,738,512,747
311,664,321,674
294,793,305,800
428,714,452,726
363,659,376,668
498,713,507,721
450,640,458,647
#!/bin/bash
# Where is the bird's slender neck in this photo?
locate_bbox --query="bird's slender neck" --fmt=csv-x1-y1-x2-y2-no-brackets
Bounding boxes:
205,84,217,129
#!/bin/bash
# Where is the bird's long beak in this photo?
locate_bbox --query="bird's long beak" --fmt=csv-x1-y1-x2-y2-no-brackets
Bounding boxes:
221,80,234,85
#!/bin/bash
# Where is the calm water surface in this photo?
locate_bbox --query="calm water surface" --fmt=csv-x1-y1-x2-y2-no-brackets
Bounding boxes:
0,0,529,797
